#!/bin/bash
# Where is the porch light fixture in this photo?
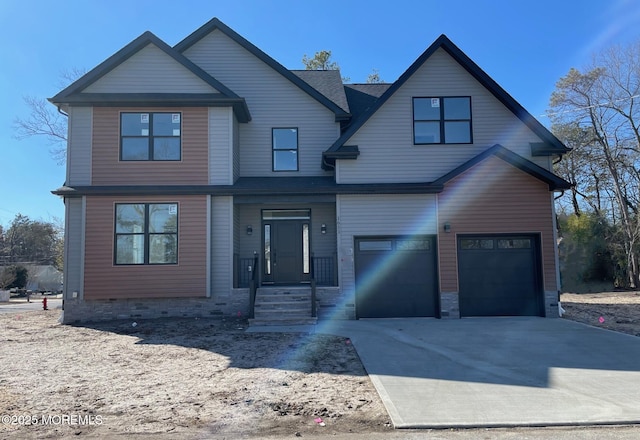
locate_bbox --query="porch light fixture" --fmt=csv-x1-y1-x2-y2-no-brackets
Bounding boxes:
444,222,451,233
321,224,327,234
246,225,253,236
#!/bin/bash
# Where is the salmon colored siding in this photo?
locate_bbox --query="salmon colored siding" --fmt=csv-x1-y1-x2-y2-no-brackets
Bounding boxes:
92,107,209,185
84,195,208,299
438,156,557,293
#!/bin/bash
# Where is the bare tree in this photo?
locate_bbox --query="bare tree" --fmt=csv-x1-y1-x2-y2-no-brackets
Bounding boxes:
12,68,85,165
550,40,640,288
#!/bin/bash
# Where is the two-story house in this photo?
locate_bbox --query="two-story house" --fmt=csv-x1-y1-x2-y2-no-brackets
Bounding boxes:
51,18,570,324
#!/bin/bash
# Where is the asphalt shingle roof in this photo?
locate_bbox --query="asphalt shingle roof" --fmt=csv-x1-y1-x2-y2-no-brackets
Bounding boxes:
291,70,350,113
344,83,392,119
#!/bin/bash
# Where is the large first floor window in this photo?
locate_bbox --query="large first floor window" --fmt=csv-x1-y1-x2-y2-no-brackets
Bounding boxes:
272,128,298,171
114,203,178,265
413,97,472,144
120,112,181,161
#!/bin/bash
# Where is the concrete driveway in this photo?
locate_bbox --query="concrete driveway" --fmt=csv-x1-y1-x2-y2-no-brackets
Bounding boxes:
316,317,640,428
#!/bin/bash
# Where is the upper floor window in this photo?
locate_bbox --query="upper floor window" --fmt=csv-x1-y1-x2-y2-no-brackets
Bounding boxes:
120,112,181,161
272,128,298,171
114,203,178,265
413,97,472,144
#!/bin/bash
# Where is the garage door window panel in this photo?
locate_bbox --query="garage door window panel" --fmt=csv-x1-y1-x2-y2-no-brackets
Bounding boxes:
498,239,532,249
359,240,393,251
460,239,494,250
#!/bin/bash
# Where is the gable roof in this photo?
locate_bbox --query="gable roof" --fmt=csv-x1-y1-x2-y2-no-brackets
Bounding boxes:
49,31,251,122
174,17,351,121
291,70,350,113
433,144,572,191
324,34,569,159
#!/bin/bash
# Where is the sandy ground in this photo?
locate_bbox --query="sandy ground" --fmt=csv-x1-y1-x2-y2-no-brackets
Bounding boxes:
0,292,639,439
560,291,640,337
0,313,390,439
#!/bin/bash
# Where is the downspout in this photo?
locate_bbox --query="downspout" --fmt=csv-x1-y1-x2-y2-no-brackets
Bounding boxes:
322,154,336,171
57,105,69,117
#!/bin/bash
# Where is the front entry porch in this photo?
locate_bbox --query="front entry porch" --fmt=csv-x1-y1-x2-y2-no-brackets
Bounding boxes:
232,201,338,325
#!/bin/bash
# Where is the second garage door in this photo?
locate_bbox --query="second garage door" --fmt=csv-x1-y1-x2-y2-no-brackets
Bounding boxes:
457,235,543,317
355,236,438,318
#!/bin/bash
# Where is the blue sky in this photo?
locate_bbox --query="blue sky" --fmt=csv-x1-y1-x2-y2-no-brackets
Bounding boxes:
1,0,639,226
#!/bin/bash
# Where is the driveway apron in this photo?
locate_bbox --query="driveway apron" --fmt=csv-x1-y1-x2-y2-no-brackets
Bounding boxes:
320,317,640,428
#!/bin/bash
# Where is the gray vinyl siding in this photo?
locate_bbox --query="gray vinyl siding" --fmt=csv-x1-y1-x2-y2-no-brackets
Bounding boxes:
183,30,337,177
64,197,84,299
336,48,549,184
233,203,241,258
236,205,261,259
336,194,437,298
235,203,336,258
83,44,217,94
67,106,92,185
233,116,240,182
311,204,337,259
211,196,234,298
209,107,233,184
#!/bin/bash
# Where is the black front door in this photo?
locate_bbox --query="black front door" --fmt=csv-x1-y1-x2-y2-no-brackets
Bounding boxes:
263,220,310,284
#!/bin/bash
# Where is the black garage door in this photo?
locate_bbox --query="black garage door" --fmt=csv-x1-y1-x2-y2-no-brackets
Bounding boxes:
355,236,438,318
458,235,543,317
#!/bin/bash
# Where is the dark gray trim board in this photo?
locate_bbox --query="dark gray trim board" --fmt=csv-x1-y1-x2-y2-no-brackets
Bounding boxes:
52,145,570,198
433,144,572,191
60,93,251,122
51,179,443,198
50,32,240,104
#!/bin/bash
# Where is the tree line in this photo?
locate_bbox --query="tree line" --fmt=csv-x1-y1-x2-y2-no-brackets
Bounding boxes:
0,214,63,289
551,40,640,289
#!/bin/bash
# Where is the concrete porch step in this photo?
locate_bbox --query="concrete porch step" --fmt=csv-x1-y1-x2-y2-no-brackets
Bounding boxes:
248,317,318,326
254,303,311,311
255,294,309,302
251,286,314,326
254,308,312,316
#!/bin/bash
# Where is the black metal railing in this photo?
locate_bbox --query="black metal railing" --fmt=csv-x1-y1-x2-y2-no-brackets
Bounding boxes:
310,253,317,318
249,252,258,319
313,255,337,286
235,254,337,288
236,257,255,288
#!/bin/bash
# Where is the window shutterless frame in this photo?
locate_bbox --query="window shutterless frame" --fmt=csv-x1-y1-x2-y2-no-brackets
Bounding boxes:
114,203,179,265
412,97,472,145
120,112,182,161
272,127,299,171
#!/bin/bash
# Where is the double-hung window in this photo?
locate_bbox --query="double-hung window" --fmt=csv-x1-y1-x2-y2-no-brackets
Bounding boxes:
120,112,181,161
272,128,298,171
114,203,178,265
413,97,472,144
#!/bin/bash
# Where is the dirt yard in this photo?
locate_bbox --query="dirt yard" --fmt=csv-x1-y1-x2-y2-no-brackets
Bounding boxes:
560,291,640,337
0,313,390,439
0,293,639,439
